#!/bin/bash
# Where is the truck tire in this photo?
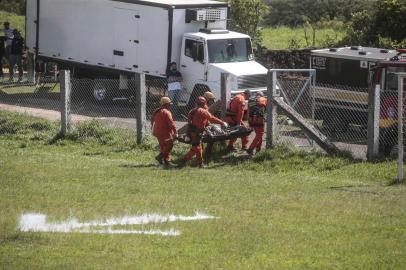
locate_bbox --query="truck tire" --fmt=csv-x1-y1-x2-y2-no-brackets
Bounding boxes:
91,80,119,104
93,82,109,103
186,84,210,111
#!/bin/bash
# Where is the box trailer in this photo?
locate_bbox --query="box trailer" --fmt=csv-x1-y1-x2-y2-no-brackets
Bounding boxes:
310,47,398,131
312,47,406,156
26,0,268,103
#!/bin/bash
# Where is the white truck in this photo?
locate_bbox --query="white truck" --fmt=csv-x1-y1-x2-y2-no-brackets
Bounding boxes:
26,0,268,104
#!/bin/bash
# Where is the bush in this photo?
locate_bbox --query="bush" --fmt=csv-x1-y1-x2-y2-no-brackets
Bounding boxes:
0,112,54,135
65,120,117,145
0,0,25,15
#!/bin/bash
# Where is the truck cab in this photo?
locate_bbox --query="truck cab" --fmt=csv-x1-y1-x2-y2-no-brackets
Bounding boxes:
371,51,406,155
179,29,268,106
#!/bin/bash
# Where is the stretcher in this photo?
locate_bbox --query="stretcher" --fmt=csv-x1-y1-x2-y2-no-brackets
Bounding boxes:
177,124,252,144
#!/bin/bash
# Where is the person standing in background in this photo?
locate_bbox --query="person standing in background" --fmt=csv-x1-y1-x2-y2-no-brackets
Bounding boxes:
9,29,24,82
3,22,13,59
166,62,183,116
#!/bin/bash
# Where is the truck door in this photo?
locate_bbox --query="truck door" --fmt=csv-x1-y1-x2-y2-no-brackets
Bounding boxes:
180,38,207,89
113,8,139,71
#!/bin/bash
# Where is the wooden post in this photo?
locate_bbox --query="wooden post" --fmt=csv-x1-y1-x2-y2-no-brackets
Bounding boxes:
136,73,146,144
60,70,71,135
266,70,278,148
220,73,231,119
367,84,381,161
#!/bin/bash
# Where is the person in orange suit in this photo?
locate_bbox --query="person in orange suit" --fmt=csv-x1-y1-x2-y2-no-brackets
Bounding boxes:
181,96,227,168
225,90,251,151
151,97,177,166
247,91,267,155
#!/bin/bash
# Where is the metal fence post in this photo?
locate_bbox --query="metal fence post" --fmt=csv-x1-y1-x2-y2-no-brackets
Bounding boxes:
221,73,231,120
367,84,381,161
136,73,146,144
266,70,278,148
60,70,71,135
397,74,406,184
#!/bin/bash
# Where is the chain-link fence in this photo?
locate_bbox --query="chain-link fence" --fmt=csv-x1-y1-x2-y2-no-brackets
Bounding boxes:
266,69,406,161
267,70,369,159
2,64,406,163
269,70,316,149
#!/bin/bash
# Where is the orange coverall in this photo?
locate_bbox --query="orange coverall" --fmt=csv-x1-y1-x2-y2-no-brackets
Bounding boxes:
248,96,267,152
183,107,224,165
151,107,177,162
225,94,249,149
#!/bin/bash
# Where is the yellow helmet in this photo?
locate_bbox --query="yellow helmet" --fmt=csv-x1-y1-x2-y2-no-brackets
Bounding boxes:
204,91,215,100
160,96,171,105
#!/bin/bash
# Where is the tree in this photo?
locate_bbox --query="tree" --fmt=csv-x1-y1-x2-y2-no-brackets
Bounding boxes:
342,0,406,48
228,0,269,47
375,0,406,42
0,0,26,15
266,0,377,27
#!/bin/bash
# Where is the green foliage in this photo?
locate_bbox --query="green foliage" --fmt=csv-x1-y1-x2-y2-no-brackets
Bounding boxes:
342,0,406,48
261,26,345,49
375,0,406,42
266,0,377,27
0,0,25,16
265,0,376,47
228,0,269,47
0,111,55,135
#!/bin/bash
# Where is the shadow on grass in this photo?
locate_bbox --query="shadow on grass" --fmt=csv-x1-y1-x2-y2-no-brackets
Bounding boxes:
386,178,405,186
119,163,159,169
329,185,379,195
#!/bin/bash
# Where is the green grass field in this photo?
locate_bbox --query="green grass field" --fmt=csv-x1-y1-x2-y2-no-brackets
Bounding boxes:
0,110,405,269
261,26,345,49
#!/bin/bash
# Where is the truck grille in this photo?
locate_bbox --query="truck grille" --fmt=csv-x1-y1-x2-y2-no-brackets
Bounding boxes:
237,74,267,90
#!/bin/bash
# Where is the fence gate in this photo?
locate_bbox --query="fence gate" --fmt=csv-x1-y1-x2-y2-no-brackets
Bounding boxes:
268,69,317,148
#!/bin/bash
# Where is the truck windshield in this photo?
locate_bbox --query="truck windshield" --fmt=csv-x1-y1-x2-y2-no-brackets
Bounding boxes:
208,38,252,63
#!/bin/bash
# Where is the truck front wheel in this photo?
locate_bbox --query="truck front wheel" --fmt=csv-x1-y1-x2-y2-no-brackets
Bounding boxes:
93,82,109,103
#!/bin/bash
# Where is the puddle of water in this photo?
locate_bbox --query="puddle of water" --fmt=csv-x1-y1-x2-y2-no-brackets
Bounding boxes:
18,212,216,236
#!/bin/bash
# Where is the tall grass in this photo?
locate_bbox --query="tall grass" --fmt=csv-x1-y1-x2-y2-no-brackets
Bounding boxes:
261,26,345,49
